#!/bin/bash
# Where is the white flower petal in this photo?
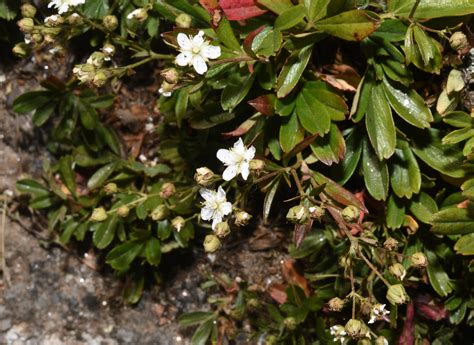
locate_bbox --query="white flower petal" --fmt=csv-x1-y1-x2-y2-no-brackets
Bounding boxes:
216,186,226,199
192,31,205,46
192,55,208,75
240,163,250,180
175,52,192,66
233,138,245,152
220,201,232,216
222,165,238,181
211,216,222,230
199,188,215,201
201,207,214,221
244,145,256,161
216,149,235,165
201,45,221,59
177,33,192,50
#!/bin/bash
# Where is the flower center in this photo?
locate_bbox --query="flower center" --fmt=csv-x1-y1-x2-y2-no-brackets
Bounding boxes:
192,46,201,54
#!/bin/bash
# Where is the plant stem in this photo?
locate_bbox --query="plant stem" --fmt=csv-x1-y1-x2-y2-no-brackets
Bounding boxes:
209,56,254,66
350,268,356,319
408,0,421,20
358,249,391,287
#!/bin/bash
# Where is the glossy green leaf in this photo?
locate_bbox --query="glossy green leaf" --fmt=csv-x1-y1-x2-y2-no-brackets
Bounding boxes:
32,102,56,126
409,192,438,223
13,91,53,114
0,0,19,20
431,205,474,235
388,0,474,19
82,0,110,19
191,318,215,345
263,176,281,223
276,44,313,98
257,0,293,15
390,146,421,199
16,179,49,197
275,5,306,31
370,19,407,41
289,232,327,258
350,72,374,123
280,113,304,152
106,240,145,270
296,90,330,136
382,78,433,128
175,88,189,127
221,72,256,111
87,163,117,190
362,139,389,201
59,219,79,245
386,195,406,229
93,215,118,249
251,27,282,57
366,83,396,160
442,111,472,128
442,127,474,145
329,127,362,184
303,0,330,22
30,195,55,209
216,18,241,51
315,10,380,41
59,155,76,197
145,237,162,265
425,249,454,297
179,312,215,326
310,124,345,165
454,234,474,255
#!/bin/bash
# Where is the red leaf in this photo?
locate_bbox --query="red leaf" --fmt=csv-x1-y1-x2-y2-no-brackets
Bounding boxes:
281,259,311,297
398,302,415,345
268,283,287,304
219,0,267,20
199,0,219,12
248,94,275,115
415,295,448,321
243,25,265,56
222,118,257,137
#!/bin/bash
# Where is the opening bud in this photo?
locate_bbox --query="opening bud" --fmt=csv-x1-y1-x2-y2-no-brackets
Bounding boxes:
410,252,428,268
309,205,325,219
117,206,130,218
17,18,34,32
161,68,179,84
344,319,370,339
44,14,64,26
87,52,106,68
203,234,221,252
103,183,118,195
214,221,231,238
102,15,118,31
151,205,168,221
175,13,192,28
386,284,409,305
389,263,406,281
160,182,176,199
90,207,108,222
383,237,398,251
234,211,251,227
286,205,309,224
342,205,359,223
127,8,148,22
67,13,83,25
21,4,37,18
194,167,214,186
92,71,108,88
328,297,345,312
171,216,186,232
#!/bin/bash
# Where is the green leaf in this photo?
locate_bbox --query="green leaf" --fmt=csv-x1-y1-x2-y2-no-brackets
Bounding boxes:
315,10,380,41
390,146,421,199
88,94,115,109
0,0,19,20
257,0,293,15
179,312,215,326
280,113,304,152
59,219,79,245
221,72,256,111
30,195,55,209
382,78,433,128
175,88,189,127
303,0,330,22
425,249,454,297
388,0,474,19
454,234,474,255
145,237,162,265
409,192,438,223
87,163,117,190
16,179,49,197
275,5,306,31
106,240,145,270
216,18,241,51
404,25,441,74
276,44,313,98
123,273,144,304
350,72,374,123
191,318,215,345
289,232,326,258
431,205,474,235
251,27,282,58
76,98,99,130
93,215,119,249
310,124,345,165
96,124,121,155
32,102,56,126
13,91,53,114
442,127,474,145
386,195,406,229
370,19,407,41
263,176,281,223
412,128,466,178
442,111,472,128
329,127,362,184
366,83,396,160
362,139,389,201
59,155,76,197
82,0,110,19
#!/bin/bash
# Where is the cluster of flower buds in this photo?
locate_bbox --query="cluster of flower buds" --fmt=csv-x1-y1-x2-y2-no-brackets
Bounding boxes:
159,68,179,97
72,45,116,87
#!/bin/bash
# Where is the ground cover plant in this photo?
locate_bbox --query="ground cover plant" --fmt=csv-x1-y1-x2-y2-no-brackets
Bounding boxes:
4,0,474,343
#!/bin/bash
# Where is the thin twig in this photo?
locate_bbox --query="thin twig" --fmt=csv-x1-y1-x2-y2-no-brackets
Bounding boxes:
0,196,11,287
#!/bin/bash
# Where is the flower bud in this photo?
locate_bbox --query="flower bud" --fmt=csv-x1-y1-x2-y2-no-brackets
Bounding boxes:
194,167,214,186
342,205,359,223
44,14,64,27
90,207,108,222
127,8,148,22
17,18,34,32
73,64,95,83
283,317,297,331
21,4,37,18
389,263,406,281
358,339,371,345
246,298,260,311
386,284,409,305
410,252,428,268
383,237,398,251
234,211,251,227
31,33,43,44
203,234,221,252
102,43,115,58
14,43,31,58
172,216,186,232
375,336,389,345
87,52,106,68
117,206,130,218
249,159,265,171
286,205,309,224
175,13,192,28
214,221,231,238
66,13,83,25
328,297,345,312
102,15,118,31
309,206,325,219
103,183,118,195
161,68,179,84
151,205,168,221
160,182,176,199
92,71,108,87
449,31,469,52
344,319,370,339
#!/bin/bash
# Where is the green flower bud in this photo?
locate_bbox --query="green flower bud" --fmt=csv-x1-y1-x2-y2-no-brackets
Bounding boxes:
383,237,398,251
90,207,108,222
160,182,176,199
410,252,428,268
171,216,186,232
342,205,359,223
12,43,31,57
92,71,108,87
389,263,406,281
309,205,325,219
67,13,83,26
264,335,277,345
386,284,409,305
87,51,106,68
102,43,115,57
449,31,469,52
214,221,231,238
249,159,265,171
161,68,179,84
102,15,118,31
328,297,345,312
117,206,130,218
194,167,214,186
73,64,95,83
31,33,43,44
175,13,192,28
17,18,34,32
246,298,260,311
203,234,221,252
286,205,309,224
103,183,118,195
375,336,389,345
21,4,37,18
151,205,168,221
358,339,371,345
344,319,370,339
283,317,297,331
234,211,251,227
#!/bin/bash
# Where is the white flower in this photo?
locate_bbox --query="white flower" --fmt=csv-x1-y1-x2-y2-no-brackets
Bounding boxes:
127,8,147,21
217,138,256,181
175,31,221,75
48,0,85,14
158,87,172,97
200,186,232,230
44,14,63,26
330,325,347,344
368,304,390,324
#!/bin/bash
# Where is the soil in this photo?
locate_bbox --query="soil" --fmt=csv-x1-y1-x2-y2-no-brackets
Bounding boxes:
0,52,287,344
